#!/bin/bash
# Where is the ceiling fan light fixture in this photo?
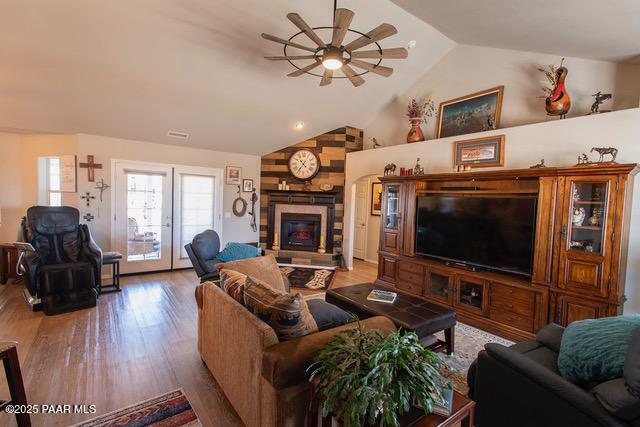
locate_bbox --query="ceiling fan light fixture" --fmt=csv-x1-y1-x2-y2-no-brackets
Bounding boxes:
322,47,343,70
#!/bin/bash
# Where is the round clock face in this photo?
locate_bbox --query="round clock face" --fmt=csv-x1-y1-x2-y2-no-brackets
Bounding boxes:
288,149,320,180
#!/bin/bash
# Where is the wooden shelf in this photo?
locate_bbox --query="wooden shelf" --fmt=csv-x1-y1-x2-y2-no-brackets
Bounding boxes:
574,200,605,205
572,225,602,230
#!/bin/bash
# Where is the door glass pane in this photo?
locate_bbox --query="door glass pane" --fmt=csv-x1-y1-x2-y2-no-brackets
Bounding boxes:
127,173,163,261
429,272,450,299
385,185,400,229
568,182,608,254
458,280,484,310
180,174,215,258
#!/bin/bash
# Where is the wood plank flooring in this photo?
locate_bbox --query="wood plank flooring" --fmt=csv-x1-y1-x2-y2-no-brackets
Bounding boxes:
0,260,377,426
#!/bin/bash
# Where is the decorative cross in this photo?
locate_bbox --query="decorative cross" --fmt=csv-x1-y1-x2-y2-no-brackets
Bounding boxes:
79,155,103,182
81,192,96,207
94,178,111,202
83,213,95,222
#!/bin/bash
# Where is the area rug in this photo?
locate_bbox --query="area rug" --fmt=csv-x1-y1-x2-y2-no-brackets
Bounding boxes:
72,389,201,427
436,323,514,395
280,265,337,290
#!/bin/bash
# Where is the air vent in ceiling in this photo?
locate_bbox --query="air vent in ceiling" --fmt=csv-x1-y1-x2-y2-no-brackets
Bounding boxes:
167,130,190,140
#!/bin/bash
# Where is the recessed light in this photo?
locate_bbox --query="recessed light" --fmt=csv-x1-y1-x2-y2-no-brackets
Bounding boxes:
294,122,305,130
407,40,417,50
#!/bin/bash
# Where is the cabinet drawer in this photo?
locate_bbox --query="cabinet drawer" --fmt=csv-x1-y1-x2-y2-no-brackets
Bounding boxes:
489,308,534,332
490,294,535,317
399,261,424,275
491,283,535,303
397,281,422,296
398,269,424,286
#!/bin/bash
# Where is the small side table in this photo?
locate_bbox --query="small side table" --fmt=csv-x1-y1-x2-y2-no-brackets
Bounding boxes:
0,244,19,285
100,251,122,294
0,342,31,427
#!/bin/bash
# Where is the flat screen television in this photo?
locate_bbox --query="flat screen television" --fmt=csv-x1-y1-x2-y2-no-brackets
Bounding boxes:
415,195,538,277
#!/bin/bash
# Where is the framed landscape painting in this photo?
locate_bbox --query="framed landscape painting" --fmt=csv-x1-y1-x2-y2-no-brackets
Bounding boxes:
454,135,505,169
436,86,504,139
226,166,241,185
371,182,382,216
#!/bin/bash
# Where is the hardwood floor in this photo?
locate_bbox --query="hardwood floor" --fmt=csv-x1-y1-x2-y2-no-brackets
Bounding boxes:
0,260,377,426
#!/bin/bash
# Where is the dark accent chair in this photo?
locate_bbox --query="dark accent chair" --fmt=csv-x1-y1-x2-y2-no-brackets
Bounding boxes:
19,206,101,315
185,230,264,283
467,323,640,427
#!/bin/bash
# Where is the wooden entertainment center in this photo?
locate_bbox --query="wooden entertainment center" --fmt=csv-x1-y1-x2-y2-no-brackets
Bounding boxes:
375,163,638,341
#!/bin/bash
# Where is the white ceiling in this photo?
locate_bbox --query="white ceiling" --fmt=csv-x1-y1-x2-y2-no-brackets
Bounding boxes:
391,0,640,63
0,0,454,155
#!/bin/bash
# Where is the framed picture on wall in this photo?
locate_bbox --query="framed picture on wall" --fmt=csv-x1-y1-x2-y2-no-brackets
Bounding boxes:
436,86,504,139
242,179,254,192
371,182,383,216
453,135,505,169
59,155,77,193
226,166,241,185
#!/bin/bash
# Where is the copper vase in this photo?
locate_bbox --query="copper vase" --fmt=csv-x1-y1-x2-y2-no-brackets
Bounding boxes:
545,66,571,118
407,118,425,143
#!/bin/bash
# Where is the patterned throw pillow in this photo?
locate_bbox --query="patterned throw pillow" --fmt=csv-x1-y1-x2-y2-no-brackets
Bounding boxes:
243,276,318,341
219,269,248,304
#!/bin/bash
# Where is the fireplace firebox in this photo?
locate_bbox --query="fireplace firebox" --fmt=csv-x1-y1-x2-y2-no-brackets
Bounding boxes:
280,213,321,251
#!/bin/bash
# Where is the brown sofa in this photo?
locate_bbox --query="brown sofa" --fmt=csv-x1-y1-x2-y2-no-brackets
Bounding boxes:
195,255,396,427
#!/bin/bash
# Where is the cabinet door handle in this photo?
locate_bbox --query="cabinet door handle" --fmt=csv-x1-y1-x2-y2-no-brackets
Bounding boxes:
561,224,568,241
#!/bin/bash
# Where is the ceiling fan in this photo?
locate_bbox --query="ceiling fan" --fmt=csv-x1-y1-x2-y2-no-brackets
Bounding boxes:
261,1,408,87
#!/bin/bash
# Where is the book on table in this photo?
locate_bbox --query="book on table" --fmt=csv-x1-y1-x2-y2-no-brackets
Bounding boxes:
366,289,397,304
431,385,454,417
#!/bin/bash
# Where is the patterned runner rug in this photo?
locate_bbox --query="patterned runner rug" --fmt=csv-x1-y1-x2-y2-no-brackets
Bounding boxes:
72,389,200,427
280,265,337,290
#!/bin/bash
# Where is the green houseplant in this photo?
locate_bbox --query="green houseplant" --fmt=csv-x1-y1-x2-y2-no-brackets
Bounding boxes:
308,324,450,427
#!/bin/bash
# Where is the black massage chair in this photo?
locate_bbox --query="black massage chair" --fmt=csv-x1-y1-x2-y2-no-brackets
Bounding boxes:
18,206,102,315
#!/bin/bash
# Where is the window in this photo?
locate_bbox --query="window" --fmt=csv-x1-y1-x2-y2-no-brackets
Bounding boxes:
180,174,216,258
47,157,62,206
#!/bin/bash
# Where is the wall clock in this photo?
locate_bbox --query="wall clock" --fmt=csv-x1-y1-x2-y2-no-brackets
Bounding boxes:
288,149,320,181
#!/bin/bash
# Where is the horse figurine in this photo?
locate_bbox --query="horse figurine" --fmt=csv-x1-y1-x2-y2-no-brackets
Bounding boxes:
546,66,571,118
590,147,618,163
590,91,612,114
384,163,397,176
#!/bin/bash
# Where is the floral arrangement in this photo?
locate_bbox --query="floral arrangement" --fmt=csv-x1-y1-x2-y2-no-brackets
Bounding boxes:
406,97,435,120
538,57,565,98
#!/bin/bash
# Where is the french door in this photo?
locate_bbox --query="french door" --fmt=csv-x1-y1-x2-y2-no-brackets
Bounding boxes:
113,161,222,274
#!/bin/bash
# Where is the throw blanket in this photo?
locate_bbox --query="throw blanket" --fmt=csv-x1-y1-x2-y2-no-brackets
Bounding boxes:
217,242,260,262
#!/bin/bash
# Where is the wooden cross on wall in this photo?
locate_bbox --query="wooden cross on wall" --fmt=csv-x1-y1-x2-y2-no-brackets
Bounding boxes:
79,155,102,182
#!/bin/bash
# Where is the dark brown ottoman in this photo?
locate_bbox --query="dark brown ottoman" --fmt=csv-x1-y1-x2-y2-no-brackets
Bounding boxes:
326,283,456,354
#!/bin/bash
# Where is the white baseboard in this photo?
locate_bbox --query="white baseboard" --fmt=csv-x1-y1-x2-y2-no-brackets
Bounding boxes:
364,258,379,265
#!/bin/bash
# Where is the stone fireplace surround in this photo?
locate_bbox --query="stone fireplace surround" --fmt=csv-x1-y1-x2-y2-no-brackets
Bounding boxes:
265,190,337,254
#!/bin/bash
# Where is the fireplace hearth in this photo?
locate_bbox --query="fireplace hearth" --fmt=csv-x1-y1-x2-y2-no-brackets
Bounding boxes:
280,213,321,251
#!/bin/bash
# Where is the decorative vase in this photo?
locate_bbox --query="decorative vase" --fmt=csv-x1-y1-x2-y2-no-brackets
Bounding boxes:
545,66,571,118
407,118,425,143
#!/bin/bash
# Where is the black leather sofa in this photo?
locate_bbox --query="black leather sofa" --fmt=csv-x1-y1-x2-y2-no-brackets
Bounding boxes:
467,323,640,427
19,206,102,314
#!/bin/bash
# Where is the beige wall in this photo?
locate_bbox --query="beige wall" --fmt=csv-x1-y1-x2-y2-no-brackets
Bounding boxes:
345,108,640,314
0,133,260,253
365,44,640,147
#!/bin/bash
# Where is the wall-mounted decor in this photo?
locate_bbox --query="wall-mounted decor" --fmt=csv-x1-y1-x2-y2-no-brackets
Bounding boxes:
436,86,504,139
453,135,505,169
232,185,247,217
80,192,96,207
94,178,111,202
59,155,77,192
79,155,103,182
371,182,383,216
242,179,254,192
288,149,320,181
226,166,241,185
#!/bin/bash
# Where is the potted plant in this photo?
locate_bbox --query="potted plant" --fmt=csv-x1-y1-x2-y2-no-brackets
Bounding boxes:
406,97,435,143
308,324,451,427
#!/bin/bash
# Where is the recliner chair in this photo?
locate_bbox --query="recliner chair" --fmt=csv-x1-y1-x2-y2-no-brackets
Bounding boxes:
184,230,224,282
19,206,102,314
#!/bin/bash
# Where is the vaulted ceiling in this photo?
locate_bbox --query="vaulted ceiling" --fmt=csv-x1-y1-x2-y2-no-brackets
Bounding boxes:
0,0,454,154
1,1,637,155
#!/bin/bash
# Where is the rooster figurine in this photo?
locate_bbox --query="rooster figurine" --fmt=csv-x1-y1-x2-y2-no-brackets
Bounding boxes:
545,66,571,118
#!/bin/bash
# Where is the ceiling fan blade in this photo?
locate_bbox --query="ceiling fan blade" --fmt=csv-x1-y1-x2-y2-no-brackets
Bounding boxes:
351,47,408,59
265,55,318,60
341,64,365,87
331,8,354,47
261,33,317,53
320,69,333,86
287,60,322,77
349,59,394,77
344,23,398,52
287,13,326,48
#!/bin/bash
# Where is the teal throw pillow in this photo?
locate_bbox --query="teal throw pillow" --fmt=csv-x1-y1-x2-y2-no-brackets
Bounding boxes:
558,315,640,385
216,242,260,262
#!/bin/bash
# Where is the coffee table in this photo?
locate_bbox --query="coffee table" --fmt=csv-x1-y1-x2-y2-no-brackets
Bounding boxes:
326,283,456,354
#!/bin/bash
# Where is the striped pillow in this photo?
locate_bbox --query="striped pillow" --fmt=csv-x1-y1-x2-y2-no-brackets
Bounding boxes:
243,276,318,341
